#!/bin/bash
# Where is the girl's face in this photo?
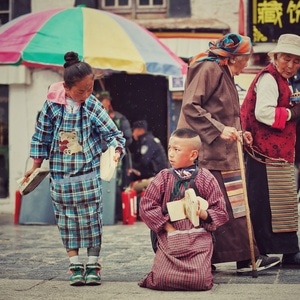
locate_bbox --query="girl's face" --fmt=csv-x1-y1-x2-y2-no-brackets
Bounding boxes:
168,136,198,169
275,53,300,79
64,74,94,103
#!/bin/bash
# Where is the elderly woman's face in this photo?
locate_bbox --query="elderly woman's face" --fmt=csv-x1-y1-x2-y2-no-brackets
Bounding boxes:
275,53,300,79
229,55,251,76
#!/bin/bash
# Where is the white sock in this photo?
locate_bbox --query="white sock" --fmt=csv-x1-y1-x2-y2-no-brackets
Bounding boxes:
69,255,80,264
87,256,98,264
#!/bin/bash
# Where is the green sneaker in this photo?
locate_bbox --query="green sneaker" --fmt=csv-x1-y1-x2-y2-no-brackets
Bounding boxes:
84,263,102,285
69,263,85,286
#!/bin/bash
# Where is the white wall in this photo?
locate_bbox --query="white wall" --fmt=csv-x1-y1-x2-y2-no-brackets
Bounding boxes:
1,69,61,213
31,0,74,12
191,0,241,33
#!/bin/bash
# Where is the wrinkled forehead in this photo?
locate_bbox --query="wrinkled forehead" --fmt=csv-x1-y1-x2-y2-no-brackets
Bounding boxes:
280,53,300,60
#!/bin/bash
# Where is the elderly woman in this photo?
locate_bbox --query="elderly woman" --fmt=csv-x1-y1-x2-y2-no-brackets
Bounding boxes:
177,33,281,273
241,34,300,265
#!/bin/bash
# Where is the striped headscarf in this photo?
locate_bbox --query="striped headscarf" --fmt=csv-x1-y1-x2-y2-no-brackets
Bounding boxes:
190,33,252,66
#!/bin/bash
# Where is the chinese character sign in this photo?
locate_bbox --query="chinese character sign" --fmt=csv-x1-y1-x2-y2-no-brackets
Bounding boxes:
249,0,300,43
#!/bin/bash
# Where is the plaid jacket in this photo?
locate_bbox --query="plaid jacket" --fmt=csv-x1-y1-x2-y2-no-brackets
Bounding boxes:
30,94,125,179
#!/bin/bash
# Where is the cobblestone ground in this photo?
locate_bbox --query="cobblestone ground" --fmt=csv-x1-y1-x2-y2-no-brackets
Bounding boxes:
0,215,153,283
0,213,300,285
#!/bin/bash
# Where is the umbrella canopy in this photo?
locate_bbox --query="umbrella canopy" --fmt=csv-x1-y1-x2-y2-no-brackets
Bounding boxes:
0,7,187,76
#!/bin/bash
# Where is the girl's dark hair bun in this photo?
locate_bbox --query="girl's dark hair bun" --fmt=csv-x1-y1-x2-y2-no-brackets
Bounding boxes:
64,51,80,68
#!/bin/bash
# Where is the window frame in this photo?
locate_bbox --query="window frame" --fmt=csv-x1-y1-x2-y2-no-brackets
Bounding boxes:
137,0,166,9
101,0,166,10
101,0,132,8
0,0,12,25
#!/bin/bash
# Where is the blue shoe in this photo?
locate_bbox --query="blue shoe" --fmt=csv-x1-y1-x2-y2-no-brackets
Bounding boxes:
84,263,101,285
69,263,85,286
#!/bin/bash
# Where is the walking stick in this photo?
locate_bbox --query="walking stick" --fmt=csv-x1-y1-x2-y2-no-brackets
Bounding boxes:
237,139,258,278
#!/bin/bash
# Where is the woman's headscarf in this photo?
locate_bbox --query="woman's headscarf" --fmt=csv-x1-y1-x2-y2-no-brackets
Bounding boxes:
190,33,252,66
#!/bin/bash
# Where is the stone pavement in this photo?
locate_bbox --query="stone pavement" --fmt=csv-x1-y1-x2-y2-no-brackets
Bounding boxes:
0,213,300,300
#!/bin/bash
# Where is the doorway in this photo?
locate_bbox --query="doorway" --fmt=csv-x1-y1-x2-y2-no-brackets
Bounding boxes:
0,85,8,198
96,72,169,151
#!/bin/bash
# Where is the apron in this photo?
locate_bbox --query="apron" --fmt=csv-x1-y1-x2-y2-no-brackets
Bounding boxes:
50,106,103,249
266,161,298,233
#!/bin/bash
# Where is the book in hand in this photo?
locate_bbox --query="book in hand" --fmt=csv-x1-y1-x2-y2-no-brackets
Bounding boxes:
17,168,50,195
167,188,208,227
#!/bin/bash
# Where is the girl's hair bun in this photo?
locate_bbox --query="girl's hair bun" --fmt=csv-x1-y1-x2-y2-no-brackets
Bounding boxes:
64,51,80,68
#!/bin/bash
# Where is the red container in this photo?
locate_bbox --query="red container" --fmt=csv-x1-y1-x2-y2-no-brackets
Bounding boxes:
14,190,22,225
121,188,137,225
137,190,145,220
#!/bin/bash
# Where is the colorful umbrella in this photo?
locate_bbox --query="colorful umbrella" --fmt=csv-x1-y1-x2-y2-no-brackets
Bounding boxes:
0,7,187,76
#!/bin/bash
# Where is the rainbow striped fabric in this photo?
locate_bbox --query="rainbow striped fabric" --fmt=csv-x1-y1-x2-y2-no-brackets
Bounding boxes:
266,162,298,233
222,170,246,218
0,7,187,76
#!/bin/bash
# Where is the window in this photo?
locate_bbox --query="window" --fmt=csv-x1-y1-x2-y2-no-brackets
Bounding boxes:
0,0,11,25
101,0,165,9
138,0,166,8
101,0,167,17
102,0,131,8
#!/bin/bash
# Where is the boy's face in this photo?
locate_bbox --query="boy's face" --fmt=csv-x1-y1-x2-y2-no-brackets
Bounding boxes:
168,136,197,169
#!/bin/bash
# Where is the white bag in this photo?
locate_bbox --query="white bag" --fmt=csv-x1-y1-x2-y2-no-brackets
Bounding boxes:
100,146,117,181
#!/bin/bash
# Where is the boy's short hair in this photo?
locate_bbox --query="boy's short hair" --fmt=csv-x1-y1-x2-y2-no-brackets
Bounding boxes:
171,128,198,139
171,128,201,151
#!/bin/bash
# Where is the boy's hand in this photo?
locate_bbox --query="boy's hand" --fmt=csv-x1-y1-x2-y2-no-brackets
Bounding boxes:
164,222,176,233
197,209,208,220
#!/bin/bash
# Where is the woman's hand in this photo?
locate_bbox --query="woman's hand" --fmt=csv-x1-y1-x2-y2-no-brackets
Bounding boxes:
220,126,241,142
242,130,253,146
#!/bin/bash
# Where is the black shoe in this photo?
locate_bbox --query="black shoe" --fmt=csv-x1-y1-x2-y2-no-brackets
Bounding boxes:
282,252,300,266
237,255,280,273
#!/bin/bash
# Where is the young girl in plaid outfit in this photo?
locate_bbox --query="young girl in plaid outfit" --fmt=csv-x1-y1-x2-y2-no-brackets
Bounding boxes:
24,51,125,286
